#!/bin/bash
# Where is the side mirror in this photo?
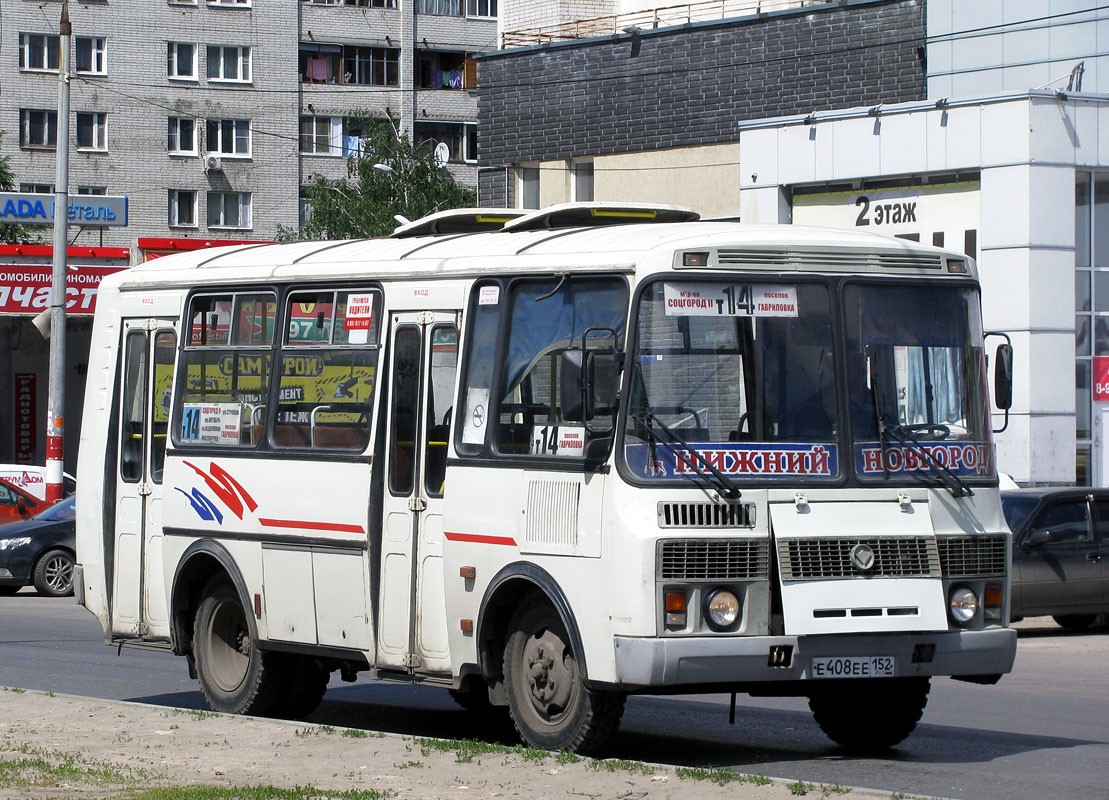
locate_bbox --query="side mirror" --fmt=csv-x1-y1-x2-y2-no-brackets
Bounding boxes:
560,349,595,423
1024,529,1052,548
994,342,1013,411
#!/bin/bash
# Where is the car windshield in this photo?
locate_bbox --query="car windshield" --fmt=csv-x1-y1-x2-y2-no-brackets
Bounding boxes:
1000,494,1040,533
35,496,76,522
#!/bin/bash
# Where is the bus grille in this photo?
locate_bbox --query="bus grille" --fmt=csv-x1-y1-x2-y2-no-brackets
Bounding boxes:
658,539,769,580
936,535,1007,577
778,536,941,580
657,501,755,528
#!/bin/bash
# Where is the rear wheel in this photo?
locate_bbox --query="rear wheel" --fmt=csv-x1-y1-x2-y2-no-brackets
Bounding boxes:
1053,613,1098,631
808,677,930,752
279,655,330,720
32,549,74,597
503,597,625,755
193,578,288,716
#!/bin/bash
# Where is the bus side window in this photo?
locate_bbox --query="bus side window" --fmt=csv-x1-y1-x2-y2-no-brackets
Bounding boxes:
456,281,502,456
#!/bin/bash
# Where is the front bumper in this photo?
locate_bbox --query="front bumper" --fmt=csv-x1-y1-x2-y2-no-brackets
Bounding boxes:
613,627,1016,688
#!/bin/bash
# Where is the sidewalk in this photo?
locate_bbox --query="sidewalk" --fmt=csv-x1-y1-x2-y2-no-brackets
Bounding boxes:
0,688,887,800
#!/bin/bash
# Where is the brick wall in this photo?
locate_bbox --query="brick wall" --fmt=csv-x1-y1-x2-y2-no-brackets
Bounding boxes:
478,0,925,202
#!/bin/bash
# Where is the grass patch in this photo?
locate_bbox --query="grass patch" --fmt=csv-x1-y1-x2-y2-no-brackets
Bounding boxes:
0,755,131,788
414,737,513,764
341,730,370,739
555,751,581,765
675,766,772,786
788,780,816,796
586,758,658,776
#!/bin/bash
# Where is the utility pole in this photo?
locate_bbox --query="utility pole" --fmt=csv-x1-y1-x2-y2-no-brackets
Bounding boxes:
46,0,71,504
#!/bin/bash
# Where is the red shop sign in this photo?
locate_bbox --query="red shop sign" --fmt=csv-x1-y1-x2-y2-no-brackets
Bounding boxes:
0,264,127,316
1094,356,1109,402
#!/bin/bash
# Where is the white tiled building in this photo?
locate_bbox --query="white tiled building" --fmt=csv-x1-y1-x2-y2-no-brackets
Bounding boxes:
1,0,497,248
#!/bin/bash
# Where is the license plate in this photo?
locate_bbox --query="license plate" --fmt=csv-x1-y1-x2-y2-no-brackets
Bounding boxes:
810,655,895,679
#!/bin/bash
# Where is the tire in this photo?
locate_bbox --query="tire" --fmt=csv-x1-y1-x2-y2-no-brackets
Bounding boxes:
1053,614,1098,632
193,578,289,716
503,596,625,755
32,549,74,597
808,677,930,752
279,655,330,720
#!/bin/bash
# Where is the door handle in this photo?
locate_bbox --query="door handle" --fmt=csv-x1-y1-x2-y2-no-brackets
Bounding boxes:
1087,552,1103,563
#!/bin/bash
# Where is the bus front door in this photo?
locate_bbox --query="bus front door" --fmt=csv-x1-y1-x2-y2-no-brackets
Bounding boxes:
111,321,177,641
378,312,459,676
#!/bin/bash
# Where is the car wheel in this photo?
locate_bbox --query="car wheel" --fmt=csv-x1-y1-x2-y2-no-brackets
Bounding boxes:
808,677,931,751
32,549,74,597
193,577,289,716
1052,613,1097,632
502,596,625,755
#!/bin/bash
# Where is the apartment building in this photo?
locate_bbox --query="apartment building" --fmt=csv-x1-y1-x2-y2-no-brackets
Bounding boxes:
0,0,495,470
2,0,497,248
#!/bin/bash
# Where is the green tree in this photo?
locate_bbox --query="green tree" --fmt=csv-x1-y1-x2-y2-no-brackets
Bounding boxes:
280,120,476,241
0,131,48,245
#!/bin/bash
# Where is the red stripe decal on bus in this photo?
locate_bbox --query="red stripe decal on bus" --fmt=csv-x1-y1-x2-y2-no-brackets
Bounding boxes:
259,518,366,534
444,532,517,546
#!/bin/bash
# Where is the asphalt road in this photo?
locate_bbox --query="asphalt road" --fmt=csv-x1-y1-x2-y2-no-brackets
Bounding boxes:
2,589,1107,800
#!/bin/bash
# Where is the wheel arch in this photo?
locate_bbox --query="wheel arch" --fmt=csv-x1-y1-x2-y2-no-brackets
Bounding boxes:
475,562,589,686
170,539,255,658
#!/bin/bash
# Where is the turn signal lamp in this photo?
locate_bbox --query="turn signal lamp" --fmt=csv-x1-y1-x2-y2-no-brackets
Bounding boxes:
983,585,1003,621
664,591,688,629
946,258,968,274
683,251,710,267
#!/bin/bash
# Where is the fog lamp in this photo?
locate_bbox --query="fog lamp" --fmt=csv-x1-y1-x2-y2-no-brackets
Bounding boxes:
949,585,979,624
704,588,741,630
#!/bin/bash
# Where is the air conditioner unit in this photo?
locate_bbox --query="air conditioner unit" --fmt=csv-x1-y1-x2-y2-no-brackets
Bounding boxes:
204,154,222,172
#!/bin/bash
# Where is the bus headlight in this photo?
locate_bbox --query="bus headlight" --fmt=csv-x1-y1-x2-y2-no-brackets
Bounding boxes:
704,588,740,630
949,586,979,625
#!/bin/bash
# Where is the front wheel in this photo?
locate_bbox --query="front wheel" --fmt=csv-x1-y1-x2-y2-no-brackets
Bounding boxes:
808,677,930,751
193,578,288,716
33,549,74,597
1053,614,1098,631
503,597,625,755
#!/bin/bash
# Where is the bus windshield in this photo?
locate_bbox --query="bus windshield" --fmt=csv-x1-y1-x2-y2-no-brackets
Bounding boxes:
622,279,993,485
845,283,992,482
623,280,839,482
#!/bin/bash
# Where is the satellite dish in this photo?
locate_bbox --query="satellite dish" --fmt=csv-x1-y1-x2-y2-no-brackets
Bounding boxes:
433,142,450,168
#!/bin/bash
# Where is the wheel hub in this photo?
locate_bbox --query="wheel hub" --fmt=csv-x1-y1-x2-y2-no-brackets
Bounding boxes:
523,629,574,717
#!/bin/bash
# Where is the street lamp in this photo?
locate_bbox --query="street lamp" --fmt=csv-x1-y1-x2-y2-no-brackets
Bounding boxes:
372,163,394,174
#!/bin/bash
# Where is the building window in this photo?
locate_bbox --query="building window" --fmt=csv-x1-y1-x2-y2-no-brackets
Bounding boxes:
415,0,459,14
76,112,108,151
77,186,107,196
343,46,398,86
18,33,59,72
207,191,252,228
466,0,497,19
300,116,341,155
304,0,397,5
517,165,539,209
206,119,251,156
207,45,251,82
169,189,198,227
168,117,197,155
418,50,468,89
208,0,251,5
167,42,198,80
20,110,57,149
75,37,107,75
572,160,594,202
20,183,54,194
414,121,476,163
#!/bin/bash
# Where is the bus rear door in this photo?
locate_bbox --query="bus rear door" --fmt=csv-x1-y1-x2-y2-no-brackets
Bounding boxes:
111,320,177,640
378,312,459,676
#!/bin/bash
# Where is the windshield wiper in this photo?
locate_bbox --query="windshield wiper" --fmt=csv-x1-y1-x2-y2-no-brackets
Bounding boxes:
630,410,741,500
867,355,973,499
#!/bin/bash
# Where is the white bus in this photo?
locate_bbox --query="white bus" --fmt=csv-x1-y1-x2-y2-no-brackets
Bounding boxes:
75,203,1017,754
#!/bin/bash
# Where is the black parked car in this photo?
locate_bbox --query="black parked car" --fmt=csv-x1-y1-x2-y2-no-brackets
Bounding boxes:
0,495,76,597
1001,488,1108,631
